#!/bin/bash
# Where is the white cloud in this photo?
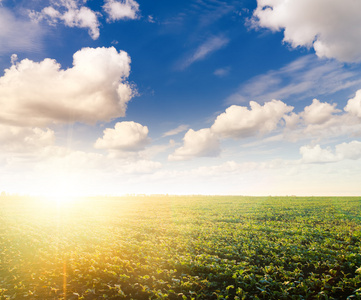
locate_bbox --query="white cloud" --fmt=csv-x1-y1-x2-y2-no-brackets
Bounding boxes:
227,55,361,105
94,121,150,152
285,113,361,143
168,128,220,161
162,124,189,137
10,54,18,65
180,35,229,69
300,144,339,163
0,7,44,55
30,0,100,39
214,67,230,77
29,0,141,39
103,0,140,22
147,15,155,23
0,47,134,126
0,125,55,152
282,91,361,141
302,99,340,125
170,93,361,161
211,100,293,138
345,90,361,118
62,6,100,39
252,0,361,62
336,141,361,160
42,6,61,21
300,141,361,163
283,112,300,129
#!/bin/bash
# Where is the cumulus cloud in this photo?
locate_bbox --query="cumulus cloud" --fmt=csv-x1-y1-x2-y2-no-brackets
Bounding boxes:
211,100,293,138
0,7,44,54
168,128,220,161
169,93,361,161
282,91,361,140
0,47,134,126
94,121,150,152
0,125,54,152
300,141,361,163
302,99,340,125
61,6,100,39
42,6,61,21
169,100,293,160
336,141,361,160
300,144,340,163
252,0,361,62
30,1,100,39
103,0,140,22
345,90,361,118
283,112,300,129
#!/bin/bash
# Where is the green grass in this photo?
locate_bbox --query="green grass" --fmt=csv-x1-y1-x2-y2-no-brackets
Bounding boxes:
1,195,361,299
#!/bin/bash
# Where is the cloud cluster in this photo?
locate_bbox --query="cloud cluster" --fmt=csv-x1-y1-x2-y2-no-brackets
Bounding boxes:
0,45,160,177
170,100,293,160
0,47,134,126
252,0,361,62
0,125,54,152
30,0,140,39
170,89,361,161
300,141,361,163
94,121,150,152
287,95,361,139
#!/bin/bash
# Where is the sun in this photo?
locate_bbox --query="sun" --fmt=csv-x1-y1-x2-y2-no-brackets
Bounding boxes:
41,177,85,204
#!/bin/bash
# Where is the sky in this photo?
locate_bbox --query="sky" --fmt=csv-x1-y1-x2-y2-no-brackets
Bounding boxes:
1,0,361,197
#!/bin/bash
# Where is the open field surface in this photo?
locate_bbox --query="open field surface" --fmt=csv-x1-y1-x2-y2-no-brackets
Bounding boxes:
1,196,361,299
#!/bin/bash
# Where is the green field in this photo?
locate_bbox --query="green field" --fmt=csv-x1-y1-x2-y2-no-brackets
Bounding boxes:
1,196,361,299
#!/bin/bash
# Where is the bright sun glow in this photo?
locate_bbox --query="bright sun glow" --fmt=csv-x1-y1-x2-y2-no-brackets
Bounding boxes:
41,176,86,203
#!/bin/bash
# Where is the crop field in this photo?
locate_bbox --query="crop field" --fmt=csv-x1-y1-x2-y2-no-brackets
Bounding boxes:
1,195,361,299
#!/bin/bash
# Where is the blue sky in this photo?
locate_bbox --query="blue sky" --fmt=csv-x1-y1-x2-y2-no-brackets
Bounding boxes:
1,0,361,196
